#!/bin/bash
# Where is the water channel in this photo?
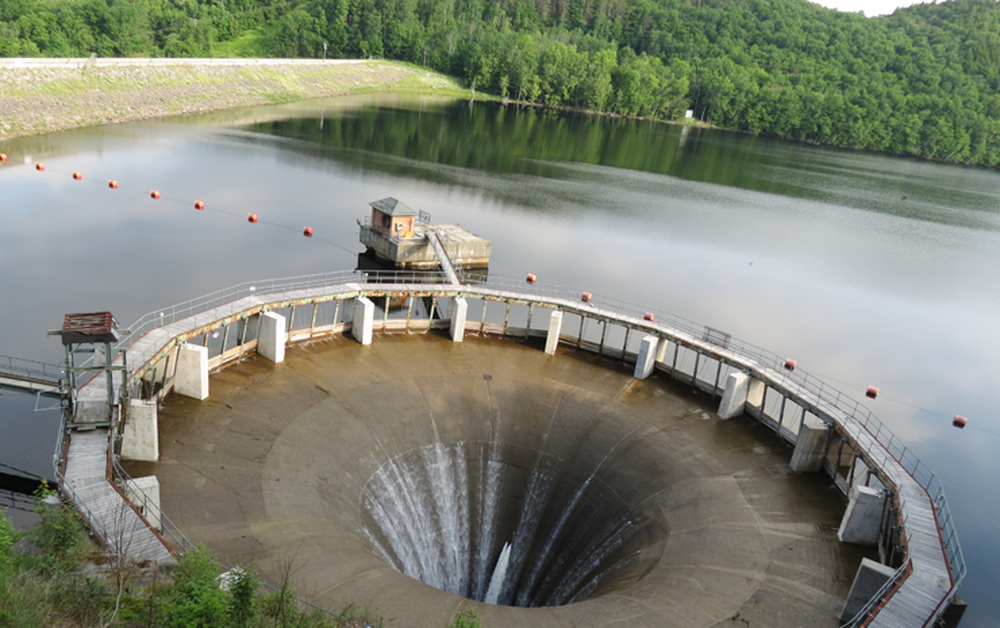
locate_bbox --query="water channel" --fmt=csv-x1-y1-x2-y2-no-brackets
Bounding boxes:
1,93,998,626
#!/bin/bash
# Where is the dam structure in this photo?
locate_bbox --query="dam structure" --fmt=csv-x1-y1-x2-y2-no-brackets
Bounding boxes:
52,269,965,627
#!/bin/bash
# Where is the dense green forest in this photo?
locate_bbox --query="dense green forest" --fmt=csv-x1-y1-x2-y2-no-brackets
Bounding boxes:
3,0,1000,166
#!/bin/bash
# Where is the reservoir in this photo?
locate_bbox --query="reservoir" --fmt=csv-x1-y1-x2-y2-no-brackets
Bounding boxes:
0,94,998,626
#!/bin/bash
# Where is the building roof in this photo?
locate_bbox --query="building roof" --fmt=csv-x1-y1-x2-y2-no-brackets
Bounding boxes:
61,311,119,345
370,197,417,217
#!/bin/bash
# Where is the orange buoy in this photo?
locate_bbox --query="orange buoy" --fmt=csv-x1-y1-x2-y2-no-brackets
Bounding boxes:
866,386,879,399
72,171,82,180
953,415,967,429
194,200,205,210
581,292,593,304
526,273,537,284
35,162,45,171
644,312,655,322
784,359,797,371
0,153,8,163
108,179,118,189
150,190,160,200
303,227,314,237
248,213,258,224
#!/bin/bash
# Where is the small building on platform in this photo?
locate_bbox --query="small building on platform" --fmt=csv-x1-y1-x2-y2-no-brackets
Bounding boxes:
359,197,492,270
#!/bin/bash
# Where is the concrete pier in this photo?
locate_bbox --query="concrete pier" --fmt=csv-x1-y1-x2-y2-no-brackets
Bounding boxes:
450,297,468,342
258,312,286,363
352,297,374,345
174,344,209,400
840,558,896,622
121,399,158,462
655,338,669,363
545,310,563,355
837,485,886,546
789,414,831,473
633,335,658,380
123,475,162,531
718,371,765,419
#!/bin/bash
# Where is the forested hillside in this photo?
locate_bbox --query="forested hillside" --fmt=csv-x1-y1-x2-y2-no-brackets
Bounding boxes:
3,0,1000,166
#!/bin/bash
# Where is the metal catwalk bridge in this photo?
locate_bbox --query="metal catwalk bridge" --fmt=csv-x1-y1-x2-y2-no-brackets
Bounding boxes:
0,354,63,396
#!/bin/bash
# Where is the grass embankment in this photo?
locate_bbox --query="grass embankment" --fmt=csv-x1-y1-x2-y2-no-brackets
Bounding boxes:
0,60,467,141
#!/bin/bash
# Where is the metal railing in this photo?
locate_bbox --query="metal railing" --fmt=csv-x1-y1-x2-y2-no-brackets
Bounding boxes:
54,473,112,548
0,354,64,385
79,269,963,621
840,560,911,628
112,458,195,555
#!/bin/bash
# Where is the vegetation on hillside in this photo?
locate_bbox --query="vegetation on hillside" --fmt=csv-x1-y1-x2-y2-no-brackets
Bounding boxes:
3,0,1000,166
0,487,383,627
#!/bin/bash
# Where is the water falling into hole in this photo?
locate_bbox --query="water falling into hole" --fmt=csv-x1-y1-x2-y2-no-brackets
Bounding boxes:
360,437,669,607
484,542,511,605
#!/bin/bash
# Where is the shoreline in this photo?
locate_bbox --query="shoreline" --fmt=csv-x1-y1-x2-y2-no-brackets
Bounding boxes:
1,57,981,169
0,59,466,142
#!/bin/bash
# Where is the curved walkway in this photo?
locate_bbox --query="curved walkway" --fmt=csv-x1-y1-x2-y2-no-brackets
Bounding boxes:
60,272,962,627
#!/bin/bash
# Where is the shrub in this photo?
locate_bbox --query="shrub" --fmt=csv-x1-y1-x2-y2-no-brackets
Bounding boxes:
167,544,231,628
25,483,89,576
449,607,482,628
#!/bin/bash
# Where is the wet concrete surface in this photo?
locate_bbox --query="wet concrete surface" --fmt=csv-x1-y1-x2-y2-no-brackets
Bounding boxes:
126,332,874,628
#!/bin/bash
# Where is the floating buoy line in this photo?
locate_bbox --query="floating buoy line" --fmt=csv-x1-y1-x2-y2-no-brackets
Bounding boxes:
1,153,357,256
3,151,975,431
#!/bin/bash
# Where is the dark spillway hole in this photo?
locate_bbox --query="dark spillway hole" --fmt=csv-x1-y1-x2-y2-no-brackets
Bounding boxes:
360,440,669,607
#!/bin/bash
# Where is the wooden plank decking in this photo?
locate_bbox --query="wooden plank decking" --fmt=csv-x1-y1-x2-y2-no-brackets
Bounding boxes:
63,417,174,565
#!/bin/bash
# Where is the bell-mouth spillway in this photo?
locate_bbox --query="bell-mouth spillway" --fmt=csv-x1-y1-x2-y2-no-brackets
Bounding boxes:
57,272,962,627
359,425,671,608
126,332,872,627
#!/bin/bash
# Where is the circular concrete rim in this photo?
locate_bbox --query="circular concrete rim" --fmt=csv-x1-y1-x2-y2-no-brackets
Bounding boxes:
143,333,865,628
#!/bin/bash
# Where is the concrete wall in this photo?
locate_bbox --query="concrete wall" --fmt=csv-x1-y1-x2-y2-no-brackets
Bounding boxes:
450,298,468,342
123,475,162,531
258,311,287,363
633,335,659,380
122,400,158,462
174,344,209,400
840,557,897,622
545,311,563,355
837,485,886,545
717,373,764,420
353,297,374,345
718,372,750,419
789,415,830,473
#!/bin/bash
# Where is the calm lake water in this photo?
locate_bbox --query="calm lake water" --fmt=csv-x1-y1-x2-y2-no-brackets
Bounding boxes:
2,94,999,626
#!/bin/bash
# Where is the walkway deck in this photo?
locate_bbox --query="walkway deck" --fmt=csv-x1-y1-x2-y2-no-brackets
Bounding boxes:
62,398,174,565
428,230,461,285
0,373,61,395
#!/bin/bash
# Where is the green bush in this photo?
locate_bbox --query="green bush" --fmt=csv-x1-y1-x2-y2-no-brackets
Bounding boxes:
25,483,89,577
225,566,259,628
448,607,482,628
166,544,231,628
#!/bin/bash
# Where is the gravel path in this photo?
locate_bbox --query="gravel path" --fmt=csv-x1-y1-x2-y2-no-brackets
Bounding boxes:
0,59,463,141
